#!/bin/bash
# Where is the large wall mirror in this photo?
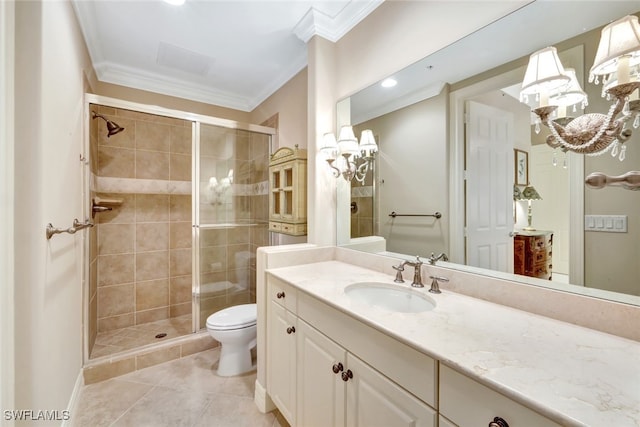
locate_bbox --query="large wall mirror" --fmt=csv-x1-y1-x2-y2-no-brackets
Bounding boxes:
336,2,640,306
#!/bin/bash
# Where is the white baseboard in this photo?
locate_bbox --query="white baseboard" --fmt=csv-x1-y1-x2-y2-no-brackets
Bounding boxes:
62,371,84,427
253,379,275,414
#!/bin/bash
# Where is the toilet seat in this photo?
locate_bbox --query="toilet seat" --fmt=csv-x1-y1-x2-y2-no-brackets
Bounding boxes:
206,303,256,331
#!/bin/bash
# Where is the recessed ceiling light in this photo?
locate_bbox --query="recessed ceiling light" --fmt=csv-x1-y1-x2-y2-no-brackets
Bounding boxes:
164,0,185,5
381,78,397,88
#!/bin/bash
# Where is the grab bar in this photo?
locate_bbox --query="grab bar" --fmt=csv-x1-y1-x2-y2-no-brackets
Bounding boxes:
46,218,94,240
389,211,442,219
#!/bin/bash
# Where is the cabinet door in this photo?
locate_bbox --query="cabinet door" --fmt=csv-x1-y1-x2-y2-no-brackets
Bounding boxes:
297,320,347,427
267,301,297,425
439,415,458,427
345,354,436,427
270,166,283,220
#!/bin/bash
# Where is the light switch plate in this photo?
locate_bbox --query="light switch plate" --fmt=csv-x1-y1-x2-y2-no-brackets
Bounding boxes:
584,215,627,233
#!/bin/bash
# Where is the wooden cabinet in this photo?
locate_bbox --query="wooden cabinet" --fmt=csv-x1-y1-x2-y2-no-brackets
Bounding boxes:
266,276,437,427
513,230,553,280
269,146,307,236
439,365,560,427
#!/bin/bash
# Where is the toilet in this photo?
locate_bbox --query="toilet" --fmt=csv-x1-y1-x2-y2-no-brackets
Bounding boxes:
206,303,257,377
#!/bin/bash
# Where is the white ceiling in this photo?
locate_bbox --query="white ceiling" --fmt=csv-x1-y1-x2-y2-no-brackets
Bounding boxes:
72,0,382,112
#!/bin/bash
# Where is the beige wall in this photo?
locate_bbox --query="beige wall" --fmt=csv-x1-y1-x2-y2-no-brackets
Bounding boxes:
1,0,15,416
355,92,449,256
250,68,308,151
14,0,93,419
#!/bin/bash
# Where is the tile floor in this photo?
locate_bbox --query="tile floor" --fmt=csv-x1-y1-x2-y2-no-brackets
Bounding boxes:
91,315,193,359
73,348,287,427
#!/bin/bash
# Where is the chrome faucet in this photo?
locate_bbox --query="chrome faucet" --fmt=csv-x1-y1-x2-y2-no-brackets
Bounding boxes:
428,252,449,265
392,256,424,288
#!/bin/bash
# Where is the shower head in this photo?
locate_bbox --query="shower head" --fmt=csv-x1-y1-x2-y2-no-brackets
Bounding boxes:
91,111,125,138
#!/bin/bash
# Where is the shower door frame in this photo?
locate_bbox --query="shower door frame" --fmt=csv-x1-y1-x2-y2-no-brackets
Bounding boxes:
82,94,275,365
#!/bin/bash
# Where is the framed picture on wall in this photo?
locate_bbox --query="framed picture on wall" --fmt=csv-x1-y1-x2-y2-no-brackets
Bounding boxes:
514,149,528,186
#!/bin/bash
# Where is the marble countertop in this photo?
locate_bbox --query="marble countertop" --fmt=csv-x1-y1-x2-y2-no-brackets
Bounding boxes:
267,260,640,427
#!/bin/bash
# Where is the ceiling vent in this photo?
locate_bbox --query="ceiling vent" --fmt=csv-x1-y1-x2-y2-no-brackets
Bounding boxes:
156,41,213,76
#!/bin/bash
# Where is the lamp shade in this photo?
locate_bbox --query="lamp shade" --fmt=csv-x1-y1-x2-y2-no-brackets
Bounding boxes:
320,132,338,160
358,129,378,155
520,47,570,100
549,68,588,108
520,185,542,201
337,125,360,156
513,184,523,201
590,15,640,79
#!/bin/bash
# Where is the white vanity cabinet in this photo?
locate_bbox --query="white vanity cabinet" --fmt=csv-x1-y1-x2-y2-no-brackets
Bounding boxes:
266,275,437,427
439,365,560,427
266,279,298,424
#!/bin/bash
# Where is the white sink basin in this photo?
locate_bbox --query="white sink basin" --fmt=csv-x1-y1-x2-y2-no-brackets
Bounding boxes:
344,282,436,313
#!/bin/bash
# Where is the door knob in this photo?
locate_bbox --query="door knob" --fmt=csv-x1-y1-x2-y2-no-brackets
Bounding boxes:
286,326,295,334
332,363,343,374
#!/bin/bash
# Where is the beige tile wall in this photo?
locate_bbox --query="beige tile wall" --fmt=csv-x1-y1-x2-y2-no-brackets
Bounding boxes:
350,195,374,238
91,105,193,333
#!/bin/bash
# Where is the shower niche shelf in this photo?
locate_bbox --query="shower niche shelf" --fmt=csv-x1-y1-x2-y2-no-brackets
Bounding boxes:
269,146,307,236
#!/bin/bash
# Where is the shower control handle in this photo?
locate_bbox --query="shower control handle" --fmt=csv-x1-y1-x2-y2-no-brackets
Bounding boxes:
276,291,285,299
286,326,295,334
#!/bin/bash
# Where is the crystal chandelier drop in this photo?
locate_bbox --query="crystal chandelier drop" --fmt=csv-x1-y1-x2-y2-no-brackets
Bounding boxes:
520,15,640,162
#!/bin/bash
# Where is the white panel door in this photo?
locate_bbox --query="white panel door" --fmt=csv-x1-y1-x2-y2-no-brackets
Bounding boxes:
466,101,514,272
297,320,346,427
346,354,437,427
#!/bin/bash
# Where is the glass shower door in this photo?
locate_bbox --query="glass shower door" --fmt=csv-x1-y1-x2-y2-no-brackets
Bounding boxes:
194,123,270,330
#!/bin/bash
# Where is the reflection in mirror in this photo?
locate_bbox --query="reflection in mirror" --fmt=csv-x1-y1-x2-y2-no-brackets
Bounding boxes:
337,2,640,305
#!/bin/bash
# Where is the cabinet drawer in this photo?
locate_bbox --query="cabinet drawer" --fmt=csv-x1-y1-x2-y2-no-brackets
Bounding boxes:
280,222,306,235
298,292,437,408
530,249,547,263
439,365,560,427
268,222,282,232
268,275,297,313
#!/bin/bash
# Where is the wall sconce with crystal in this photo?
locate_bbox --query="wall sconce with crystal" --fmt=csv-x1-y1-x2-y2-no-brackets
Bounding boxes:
320,126,378,184
520,15,640,161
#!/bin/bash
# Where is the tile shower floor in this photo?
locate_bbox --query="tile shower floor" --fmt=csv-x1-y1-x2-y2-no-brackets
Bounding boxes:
91,315,194,359
72,348,287,427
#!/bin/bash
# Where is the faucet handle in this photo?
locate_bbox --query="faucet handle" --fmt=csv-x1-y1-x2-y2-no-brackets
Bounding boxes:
428,275,449,294
392,262,405,283
415,255,422,265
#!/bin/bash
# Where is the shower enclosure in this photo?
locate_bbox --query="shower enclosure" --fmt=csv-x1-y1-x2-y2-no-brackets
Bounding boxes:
85,95,273,361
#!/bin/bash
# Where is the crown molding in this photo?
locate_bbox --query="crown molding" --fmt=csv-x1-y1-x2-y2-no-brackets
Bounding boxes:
293,0,384,43
95,62,254,112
